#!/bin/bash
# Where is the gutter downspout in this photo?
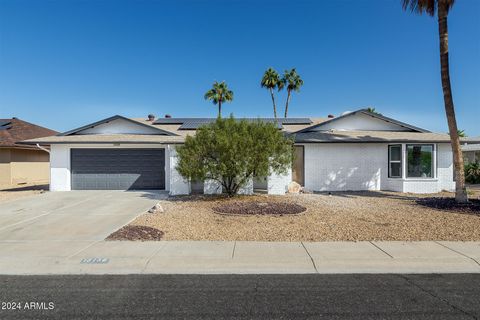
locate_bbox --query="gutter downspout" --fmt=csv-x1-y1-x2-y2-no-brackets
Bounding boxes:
36,143,50,154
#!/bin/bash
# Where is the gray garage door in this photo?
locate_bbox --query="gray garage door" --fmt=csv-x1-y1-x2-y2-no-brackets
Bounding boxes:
71,149,165,190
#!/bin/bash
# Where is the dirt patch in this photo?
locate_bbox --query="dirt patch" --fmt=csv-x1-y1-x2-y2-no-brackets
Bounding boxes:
416,198,480,214
213,201,306,215
106,225,164,241
0,184,47,202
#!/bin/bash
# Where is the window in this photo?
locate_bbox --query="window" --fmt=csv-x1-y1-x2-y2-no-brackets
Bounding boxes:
388,145,402,178
407,144,434,178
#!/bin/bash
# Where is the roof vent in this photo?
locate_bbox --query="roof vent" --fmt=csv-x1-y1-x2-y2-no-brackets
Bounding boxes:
164,114,172,118
147,114,155,121
327,114,335,119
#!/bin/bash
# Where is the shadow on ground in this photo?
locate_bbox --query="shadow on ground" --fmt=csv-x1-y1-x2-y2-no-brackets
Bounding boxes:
0,184,49,192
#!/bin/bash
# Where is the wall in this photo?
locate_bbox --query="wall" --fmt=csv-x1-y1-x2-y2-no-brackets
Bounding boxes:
168,146,190,195
303,142,455,194
49,144,169,191
314,113,411,132
10,149,50,185
0,149,11,185
78,118,161,135
267,169,292,195
303,143,384,192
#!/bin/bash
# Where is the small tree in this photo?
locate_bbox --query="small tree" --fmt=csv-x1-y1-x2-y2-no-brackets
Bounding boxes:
176,116,294,196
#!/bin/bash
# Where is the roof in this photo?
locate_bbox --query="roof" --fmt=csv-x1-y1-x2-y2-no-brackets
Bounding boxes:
59,115,177,136
298,109,430,133
293,130,480,144
0,118,58,149
152,117,313,130
21,134,185,145
462,143,480,152
132,117,326,137
20,111,476,146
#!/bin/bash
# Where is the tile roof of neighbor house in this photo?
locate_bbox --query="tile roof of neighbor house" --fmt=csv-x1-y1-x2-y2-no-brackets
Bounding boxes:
0,118,58,149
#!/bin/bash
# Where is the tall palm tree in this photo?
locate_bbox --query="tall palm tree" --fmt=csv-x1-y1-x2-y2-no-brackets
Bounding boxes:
261,68,281,119
204,81,234,118
402,0,467,203
280,68,303,118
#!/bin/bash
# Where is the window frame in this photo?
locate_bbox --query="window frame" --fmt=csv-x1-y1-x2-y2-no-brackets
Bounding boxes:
388,144,402,178
405,144,435,179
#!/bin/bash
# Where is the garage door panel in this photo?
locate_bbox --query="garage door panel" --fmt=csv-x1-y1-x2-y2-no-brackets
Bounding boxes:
71,149,165,190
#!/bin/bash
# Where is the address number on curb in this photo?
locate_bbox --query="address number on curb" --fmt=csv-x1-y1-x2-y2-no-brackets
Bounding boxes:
80,257,109,264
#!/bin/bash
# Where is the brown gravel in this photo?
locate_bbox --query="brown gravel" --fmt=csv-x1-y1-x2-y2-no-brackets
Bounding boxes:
106,225,164,241
129,190,480,242
213,201,306,215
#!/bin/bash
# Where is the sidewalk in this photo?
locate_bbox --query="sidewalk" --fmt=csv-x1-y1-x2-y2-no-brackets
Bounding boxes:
0,241,479,275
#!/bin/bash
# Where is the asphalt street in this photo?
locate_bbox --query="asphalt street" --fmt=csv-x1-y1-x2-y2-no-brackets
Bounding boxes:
0,274,479,319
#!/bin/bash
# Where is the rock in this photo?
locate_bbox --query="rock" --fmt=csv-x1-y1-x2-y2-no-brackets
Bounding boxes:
148,203,164,214
288,181,302,194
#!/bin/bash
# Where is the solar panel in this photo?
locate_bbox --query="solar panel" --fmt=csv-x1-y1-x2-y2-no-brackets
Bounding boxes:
153,117,312,129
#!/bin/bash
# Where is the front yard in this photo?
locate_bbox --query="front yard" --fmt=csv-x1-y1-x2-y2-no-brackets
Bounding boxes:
124,190,480,241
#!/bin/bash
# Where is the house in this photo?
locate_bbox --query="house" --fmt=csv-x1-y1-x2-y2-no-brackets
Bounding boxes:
20,109,480,194
462,144,480,164
0,118,58,186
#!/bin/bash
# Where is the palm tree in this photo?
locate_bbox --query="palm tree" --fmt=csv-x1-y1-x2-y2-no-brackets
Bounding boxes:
279,68,303,118
457,129,466,138
402,0,467,203
366,107,382,115
261,68,281,119
204,81,234,118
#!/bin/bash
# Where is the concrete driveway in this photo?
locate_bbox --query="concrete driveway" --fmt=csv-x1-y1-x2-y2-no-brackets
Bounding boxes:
0,190,165,241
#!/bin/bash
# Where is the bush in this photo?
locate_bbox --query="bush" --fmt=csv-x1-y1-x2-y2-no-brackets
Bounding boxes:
465,161,480,184
176,116,294,196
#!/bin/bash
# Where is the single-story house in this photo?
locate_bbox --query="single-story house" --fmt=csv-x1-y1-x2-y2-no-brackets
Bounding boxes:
0,118,58,186
21,109,480,194
462,144,480,164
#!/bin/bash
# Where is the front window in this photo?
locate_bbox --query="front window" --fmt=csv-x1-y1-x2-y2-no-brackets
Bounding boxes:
388,145,402,178
407,144,434,178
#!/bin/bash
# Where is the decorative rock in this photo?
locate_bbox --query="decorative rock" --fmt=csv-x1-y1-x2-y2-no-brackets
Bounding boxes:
288,181,302,194
148,203,164,214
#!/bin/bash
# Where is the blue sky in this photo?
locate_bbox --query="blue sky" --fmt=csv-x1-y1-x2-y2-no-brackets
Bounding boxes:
0,0,479,134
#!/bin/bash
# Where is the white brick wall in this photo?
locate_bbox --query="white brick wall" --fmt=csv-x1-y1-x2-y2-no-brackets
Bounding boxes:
204,179,222,194
168,146,190,195
267,169,292,195
303,143,455,194
304,143,384,192
437,143,455,192
237,177,254,195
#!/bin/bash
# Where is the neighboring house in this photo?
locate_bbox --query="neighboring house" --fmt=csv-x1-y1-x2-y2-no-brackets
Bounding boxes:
21,109,480,194
462,143,480,164
0,118,58,186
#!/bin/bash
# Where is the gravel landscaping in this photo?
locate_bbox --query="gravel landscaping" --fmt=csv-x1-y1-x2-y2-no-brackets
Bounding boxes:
213,201,306,215
121,190,480,242
106,225,164,241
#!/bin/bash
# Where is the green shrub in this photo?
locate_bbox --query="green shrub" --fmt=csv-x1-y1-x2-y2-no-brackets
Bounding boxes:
465,161,480,184
176,116,294,196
